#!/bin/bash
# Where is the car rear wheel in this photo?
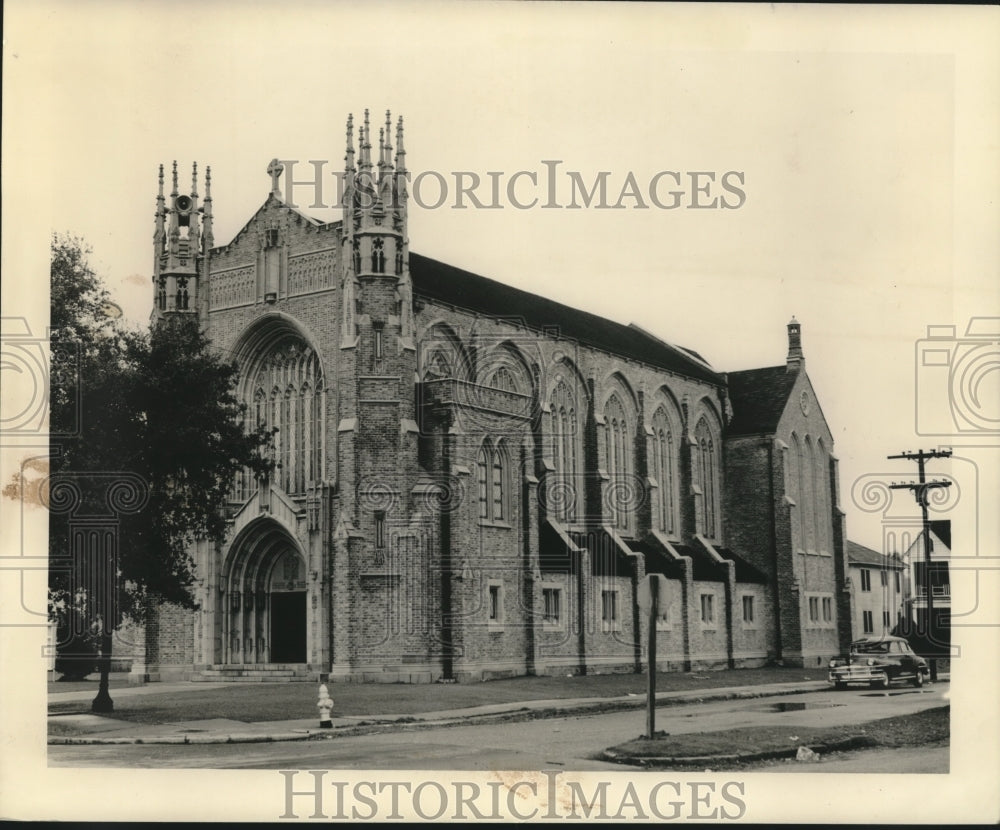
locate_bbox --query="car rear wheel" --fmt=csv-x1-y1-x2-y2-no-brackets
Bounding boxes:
871,676,889,690
912,672,924,688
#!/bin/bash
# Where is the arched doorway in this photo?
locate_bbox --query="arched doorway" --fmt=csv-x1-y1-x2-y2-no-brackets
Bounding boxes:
222,519,308,665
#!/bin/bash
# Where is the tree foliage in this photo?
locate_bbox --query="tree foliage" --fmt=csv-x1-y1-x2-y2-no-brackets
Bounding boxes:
48,234,273,702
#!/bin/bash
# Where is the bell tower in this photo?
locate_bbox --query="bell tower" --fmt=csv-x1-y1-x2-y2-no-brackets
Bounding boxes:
336,108,417,523
152,161,212,320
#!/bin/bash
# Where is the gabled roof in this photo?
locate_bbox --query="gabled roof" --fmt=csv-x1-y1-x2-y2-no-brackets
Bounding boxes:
210,194,332,254
725,365,798,437
847,540,904,569
929,520,951,550
409,253,724,385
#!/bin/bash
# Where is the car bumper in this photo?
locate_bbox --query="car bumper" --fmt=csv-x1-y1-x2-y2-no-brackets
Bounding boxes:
828,667,888,685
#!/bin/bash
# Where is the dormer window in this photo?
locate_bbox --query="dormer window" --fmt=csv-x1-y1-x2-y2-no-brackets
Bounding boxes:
266,228,279,248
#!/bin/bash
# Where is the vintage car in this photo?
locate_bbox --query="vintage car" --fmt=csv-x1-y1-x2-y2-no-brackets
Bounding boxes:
828,636,930,689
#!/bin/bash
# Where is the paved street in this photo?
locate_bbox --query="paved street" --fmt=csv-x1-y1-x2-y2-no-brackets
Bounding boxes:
50,684,948,771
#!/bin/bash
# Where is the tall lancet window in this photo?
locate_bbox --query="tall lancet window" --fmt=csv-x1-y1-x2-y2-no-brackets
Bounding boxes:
815,438,829,554
788,432,802,551
603,394,634,532
477,439,508,522
372,238,385,273
695,416,720,540
802,436,816,552
229,335,324,502
651,406,679,535
548,377,584,523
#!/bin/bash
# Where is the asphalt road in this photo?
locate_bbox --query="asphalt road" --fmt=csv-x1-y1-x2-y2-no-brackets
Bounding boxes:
49,684,949,771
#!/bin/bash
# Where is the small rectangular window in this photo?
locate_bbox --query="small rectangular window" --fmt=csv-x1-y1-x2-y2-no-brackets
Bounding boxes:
863,610,874,634
700,593,714,624
894,571,901,593
808,596,820,622
488,584,501,622
860,569,872,592
601,590,618,625
373,328,383,361
883,611,891,629
880,569,888,587
822,596,833,623
542,588,561,625
374,511,386,549
742,595,754,624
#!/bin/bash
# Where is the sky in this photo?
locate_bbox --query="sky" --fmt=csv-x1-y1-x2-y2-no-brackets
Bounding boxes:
4,0,997,551
2,2,999,820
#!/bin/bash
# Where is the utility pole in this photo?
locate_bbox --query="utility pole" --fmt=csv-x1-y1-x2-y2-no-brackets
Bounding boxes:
888,448,951,682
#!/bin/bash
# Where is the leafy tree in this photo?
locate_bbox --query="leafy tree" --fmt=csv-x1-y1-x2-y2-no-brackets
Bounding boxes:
49,235,273,711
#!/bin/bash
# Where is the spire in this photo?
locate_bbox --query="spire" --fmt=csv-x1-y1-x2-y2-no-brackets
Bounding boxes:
154,164,166,256
168,160,180,239
202,165,214,251
359,108,372,171
382,110,393,168
191,161,198,197
394,115,406,172
345,113,356,173
787,316,804,372
378,127,387,175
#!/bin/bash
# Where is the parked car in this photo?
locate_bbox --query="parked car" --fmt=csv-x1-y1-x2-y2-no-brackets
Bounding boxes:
828,636,929,690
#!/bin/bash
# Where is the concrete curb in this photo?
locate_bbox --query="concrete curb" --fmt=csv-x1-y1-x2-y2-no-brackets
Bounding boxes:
600,736,878,768
48,682,828,746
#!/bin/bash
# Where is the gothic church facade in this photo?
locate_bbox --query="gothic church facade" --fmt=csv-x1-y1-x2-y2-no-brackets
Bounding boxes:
135,110,851,683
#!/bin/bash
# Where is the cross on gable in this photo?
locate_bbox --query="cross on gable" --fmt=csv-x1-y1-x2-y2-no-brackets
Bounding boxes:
267,158,284,195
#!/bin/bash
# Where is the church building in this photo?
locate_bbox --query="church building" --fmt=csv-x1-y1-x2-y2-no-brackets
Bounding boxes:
133,110,852,683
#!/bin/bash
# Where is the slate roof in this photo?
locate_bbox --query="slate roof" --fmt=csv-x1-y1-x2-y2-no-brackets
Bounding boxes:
847,540,904,569
725,365,797,437
409,253,723,385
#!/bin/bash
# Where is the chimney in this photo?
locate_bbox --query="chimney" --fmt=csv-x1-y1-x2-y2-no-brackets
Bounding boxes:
787,316,804,372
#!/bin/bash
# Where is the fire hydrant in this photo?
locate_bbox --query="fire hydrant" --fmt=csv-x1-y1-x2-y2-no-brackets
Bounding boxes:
317,683,334,728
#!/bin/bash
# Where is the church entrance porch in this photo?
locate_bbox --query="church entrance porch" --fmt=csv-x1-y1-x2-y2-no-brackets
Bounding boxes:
220,518,312,668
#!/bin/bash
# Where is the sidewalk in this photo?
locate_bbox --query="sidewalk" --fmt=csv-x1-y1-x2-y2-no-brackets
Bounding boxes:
49,678,831,745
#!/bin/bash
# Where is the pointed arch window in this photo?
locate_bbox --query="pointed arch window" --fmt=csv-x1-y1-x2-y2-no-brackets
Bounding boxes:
352,238,361,274
802,435,815,552
695,416,720,540
651,406,678,535
548,378,583,523
816,439,829,554
372,237,385,273
296,383,308,494
788,432,802,551
604,394,633,532
488,366,517,393
477,438,508,523
230,338,324,502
